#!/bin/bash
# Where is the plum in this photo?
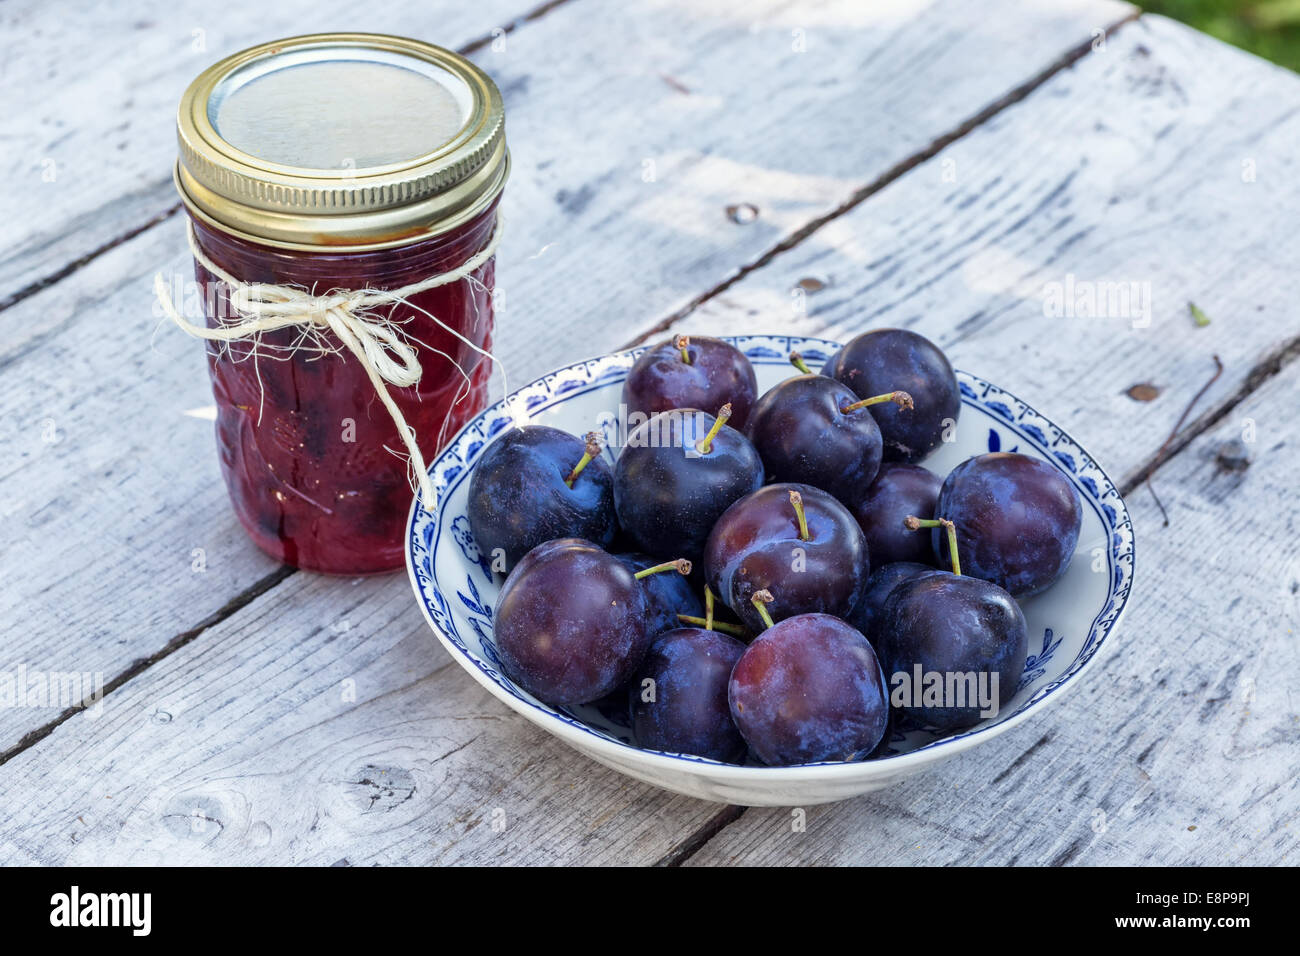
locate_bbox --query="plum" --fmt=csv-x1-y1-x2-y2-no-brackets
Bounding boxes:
871,517,1027,731
934,452,1082,597
630,626,747,762
822,328,960,462
704,483,868,632
623,335,758,430
729,599,889,766
466,426,616,573
876,569,1027,731
848,462,942,566
745,367,910,506
494,538,683,706
613,406,763,563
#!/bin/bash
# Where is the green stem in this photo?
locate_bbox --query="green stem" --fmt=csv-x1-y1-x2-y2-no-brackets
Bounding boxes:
677,614,748,638
789,352,815,375
675,334,692,364
904,515,961,576
841,390,913,414
750,589,775,630
564,432,603,488
704,585,715,632
634,558,692,579
695,403,732,455
788,489,811,542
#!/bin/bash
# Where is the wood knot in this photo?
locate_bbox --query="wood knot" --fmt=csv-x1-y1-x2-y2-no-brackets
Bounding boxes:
1214,438,1251,474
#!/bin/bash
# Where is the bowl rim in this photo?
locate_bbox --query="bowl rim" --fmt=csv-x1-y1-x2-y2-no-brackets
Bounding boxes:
405,333,1136,782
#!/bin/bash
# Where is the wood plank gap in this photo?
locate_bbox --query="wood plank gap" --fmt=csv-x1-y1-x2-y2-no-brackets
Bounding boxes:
0,564,295,768
0,202,181,316
459,0,578,55
618,8,1141,353
654,804,747,866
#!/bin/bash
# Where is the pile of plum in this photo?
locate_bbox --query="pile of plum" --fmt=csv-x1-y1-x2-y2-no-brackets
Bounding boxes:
466,331,1082,766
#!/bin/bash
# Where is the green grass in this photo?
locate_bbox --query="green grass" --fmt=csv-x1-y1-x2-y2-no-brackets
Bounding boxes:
1142,0,1300,71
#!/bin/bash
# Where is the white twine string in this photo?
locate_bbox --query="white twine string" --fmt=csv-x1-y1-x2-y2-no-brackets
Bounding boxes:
154,213,504,510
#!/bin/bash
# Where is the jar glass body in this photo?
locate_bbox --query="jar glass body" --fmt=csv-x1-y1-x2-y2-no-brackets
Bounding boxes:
190,202,498,574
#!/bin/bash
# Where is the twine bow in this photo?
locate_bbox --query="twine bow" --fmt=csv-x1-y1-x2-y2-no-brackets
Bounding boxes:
154,213,504,509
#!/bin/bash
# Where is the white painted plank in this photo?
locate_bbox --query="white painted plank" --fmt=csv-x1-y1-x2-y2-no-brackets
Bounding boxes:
0,0,1129,752
686,355,1300,866
0,0,563,303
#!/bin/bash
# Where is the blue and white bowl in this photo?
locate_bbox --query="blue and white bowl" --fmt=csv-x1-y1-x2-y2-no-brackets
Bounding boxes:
406,335,1136,806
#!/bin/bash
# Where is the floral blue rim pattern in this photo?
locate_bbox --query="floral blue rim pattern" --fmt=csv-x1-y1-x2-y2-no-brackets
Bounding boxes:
406,335,1136,770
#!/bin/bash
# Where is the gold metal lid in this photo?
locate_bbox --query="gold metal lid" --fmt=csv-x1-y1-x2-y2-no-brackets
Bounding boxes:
175,33,508,251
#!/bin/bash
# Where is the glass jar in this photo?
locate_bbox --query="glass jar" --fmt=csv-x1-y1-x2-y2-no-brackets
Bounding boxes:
172,34,508,574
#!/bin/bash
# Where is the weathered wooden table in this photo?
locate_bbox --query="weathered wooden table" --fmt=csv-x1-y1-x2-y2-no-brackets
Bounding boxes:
2,0,1296,866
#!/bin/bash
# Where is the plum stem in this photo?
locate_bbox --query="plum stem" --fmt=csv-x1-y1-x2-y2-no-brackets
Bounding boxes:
677,614,748,638
750,589,775,630
704,585,715,631
904,515,961,576
788,489,811,542
789,351,815,375
564,432,603,488
841,390,914,414
695,403,732,454
634,558,692,579
675,334,691,364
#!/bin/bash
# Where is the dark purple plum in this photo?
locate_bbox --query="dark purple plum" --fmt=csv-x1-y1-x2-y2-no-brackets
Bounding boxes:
467,426,616,573
614,552,705,638
728,606,889,766
876,567,1027,731
494,538,655,706
846,561,934,645
613,406,763,563
935,452,1082,597
630,627,747,762
822,328,960,462
622,335,758,430
704,482,868,632
848,462,942,566
745,369,910,506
